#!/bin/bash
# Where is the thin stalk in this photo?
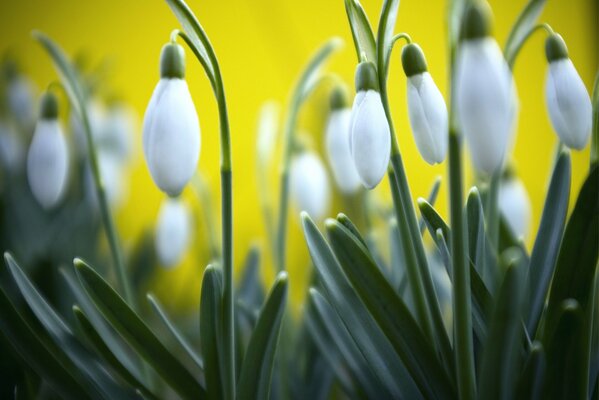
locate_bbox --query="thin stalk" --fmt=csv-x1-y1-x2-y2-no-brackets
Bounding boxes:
448,131,476,400
192,174,221,262
485,171,500,255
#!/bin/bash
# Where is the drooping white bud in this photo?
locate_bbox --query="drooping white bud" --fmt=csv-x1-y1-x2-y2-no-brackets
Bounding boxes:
455,5,516,175
544,34,592,150
155,198,193,268
143,43,200,196
290,151,330,221
498,177,531,239
27,93,69,210
350,61,391,189
402,43,448,165
325,87,361,194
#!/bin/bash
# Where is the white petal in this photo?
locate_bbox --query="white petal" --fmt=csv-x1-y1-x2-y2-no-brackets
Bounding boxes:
0,122,25,172
143,79,200,196
545,59,592,150
498,178,531,239
407,72,448,165
8,77,36,126
99,152,127,207
290,151,330,220
455,38,516,174
256,101,279,163
99,105,136,162
325,108,362,194
348,90,366,156
27,120,69,209
155,198,192,268
350,90,391,189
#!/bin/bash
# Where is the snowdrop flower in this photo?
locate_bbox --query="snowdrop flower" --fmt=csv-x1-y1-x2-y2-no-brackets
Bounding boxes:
325,86,362,194
8,76,36,127
155,197,192,268
544,33,592,150
69,99,105,159
143,42,200,196
85,152,127,209
290,150,330,220
97,103,136,162
350,61,391,189
27,92,69,210
455,3,516,175
0,121,25,173
498,175,531,239
401,43,448,165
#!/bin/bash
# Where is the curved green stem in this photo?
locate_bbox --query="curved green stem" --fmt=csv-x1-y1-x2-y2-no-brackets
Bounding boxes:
507,22,554,69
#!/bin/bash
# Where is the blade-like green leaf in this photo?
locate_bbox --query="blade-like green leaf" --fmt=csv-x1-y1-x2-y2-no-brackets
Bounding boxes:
200,265,224,400
377,0,401,80
296,38,343,103
72,306,158,399
466,188,486,280
344,0,377,62
543,300,585,400
301,213,413,398
236,246,264,309
0,288,88,399
504,0,548,67
420,176,442,234
542,165,599,339
527,151,571,336
515,342,546,400
325,220,456,399
147,294,204,370
237,272,288,400
477,249,527,400
74,258,205,399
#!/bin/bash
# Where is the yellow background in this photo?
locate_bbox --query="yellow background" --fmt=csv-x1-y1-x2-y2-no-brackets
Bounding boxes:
0,0,597,311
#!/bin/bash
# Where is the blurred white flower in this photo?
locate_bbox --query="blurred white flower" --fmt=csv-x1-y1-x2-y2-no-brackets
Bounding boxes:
98,104,136,162
8,76,36,127
290,151,330,221
455,5,516,175
498,177,531,239
256,101,279,164
85,151,128,209
70,100,106,158
143,43,200,196
155,197,192,268
27,119,69,209
326,107,361,194
544,34,592,150
0,122,25,173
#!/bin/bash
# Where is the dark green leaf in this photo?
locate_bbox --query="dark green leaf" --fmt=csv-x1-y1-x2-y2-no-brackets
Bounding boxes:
237,272,288,400
236,246,264,309
515,342,546,400
326,220,456,399
147,294,203,370
343,0,377,62
504,0,548,67
477,249,527,400
420,176,442,234
466,188,486,280
200,265,224,400
74,258,205,399
527,151,571,335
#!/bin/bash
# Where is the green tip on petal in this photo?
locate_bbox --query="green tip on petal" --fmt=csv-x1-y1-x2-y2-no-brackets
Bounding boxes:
401,43,428,77
39,91,59,119
160,43,186,79
545,33,569,62
461,2,491,41
355,61,379,92
330,85,349,110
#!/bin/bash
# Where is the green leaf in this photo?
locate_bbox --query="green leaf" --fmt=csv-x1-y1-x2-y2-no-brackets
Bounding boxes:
237,272,288,400
147,294,204,370
515,342,546,400
448,0,468,49
527,151,571,336
200,265,224,400
296,38,343,103
306,289,383,399
74,258,205,399
236,246,264,309
336,213,368,249
466,188,486,280
591,72,599,167
72,306,158,399
543,165,599,339
376,0,401,80
477,249,527,400
325,220,456,399
504,0,548,67
420,176,442,234
0,288,88,399
343,0,377,63
543,300,586,400
165,0,217,90
301,213,413,398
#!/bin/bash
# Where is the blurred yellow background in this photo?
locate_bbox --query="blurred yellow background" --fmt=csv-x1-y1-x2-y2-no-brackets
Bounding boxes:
0,0,597,312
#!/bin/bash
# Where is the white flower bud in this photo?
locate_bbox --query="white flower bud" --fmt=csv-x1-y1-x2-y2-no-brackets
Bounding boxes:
27,119,69,209
0,122,25,173
99,104,136,162
544,34,592,150
326,108,361,194
143,43,200,196
406,72,448,164
455,37,516,174
290,151,330,221
498,177,531,239
8,76,36,127
155,198,192,268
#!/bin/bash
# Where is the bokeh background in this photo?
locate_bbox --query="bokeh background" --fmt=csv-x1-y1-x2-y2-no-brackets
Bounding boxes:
0,0,597,311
